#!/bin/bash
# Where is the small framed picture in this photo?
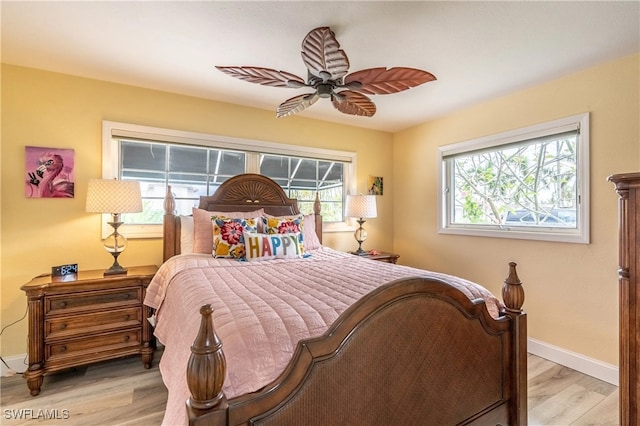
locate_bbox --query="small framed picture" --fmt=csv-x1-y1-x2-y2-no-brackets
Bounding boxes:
368,176,383,195
25,146,75,198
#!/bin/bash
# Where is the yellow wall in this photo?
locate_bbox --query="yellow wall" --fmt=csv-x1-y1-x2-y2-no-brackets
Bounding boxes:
393,53,640,365
0,64,394,357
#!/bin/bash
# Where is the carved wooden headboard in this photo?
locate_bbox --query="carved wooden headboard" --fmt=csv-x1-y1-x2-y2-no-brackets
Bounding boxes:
163,173,322,262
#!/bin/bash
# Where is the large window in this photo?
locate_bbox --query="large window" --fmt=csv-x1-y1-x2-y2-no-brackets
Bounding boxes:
102,121,355,238
438,113,589,243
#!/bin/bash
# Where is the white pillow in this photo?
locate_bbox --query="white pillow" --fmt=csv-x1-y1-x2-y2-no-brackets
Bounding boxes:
180,215,194,254
303,214,322,250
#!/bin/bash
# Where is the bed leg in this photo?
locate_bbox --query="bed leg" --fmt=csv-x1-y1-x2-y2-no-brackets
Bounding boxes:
187,304,227,410
502,262,528,425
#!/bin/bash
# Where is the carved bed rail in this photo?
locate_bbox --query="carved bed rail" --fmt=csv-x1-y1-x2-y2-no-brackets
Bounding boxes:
185,263,527,426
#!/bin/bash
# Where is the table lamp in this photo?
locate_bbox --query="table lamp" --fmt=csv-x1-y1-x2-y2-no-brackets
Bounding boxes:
86,179,142,275
345,194,377,255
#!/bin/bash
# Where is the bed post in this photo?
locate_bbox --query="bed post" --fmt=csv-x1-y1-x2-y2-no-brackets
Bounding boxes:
186,305,228,425
313,192,323,244
163,185,178,262
501,262,527,425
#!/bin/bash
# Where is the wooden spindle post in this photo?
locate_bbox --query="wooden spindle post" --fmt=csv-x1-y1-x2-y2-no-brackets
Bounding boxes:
501,262,527,425
187,304,226,410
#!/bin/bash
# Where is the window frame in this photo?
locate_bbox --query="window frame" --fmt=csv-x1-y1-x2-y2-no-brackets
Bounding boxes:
437,112,590,244
101,121,356,239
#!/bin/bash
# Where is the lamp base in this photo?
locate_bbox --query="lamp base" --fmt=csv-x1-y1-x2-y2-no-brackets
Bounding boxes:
104,263,128,276
351,218,369,256
103,216,129,276
350,248,369,256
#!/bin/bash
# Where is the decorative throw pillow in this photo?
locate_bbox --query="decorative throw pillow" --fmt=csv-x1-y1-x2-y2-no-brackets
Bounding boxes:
212,216,259,259
244,232,303,261
262,214,305,253
193,207,264,254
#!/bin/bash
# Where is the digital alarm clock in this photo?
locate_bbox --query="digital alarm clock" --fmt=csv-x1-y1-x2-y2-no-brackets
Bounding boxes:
51,263,78,278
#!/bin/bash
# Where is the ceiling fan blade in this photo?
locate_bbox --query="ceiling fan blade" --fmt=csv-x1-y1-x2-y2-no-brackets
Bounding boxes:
332,91,376,117
344,67,436,95
277,93,320,118
301,27,349,82
216,66,305,88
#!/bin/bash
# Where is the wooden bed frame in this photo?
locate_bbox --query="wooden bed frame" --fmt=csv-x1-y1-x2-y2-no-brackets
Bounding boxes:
162,173,528,426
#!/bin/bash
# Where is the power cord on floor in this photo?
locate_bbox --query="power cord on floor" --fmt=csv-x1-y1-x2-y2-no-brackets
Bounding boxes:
0,305,28,375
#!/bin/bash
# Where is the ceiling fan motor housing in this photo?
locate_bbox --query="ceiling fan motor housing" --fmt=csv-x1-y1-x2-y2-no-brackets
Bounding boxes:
316,83,334,99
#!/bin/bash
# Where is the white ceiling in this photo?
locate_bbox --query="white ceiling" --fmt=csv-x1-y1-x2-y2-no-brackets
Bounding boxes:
2,1,639,133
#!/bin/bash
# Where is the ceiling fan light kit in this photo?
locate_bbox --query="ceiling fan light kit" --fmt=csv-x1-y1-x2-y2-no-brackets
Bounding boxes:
216,27,436,118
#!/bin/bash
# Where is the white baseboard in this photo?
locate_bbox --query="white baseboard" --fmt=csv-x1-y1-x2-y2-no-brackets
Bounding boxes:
528,337,619,386
1,353,27,377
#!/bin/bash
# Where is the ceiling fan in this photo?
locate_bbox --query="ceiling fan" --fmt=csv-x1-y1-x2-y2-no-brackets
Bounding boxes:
216,27,436,118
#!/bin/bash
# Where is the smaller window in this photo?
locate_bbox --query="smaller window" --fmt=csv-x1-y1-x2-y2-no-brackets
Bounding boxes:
438,113,589,244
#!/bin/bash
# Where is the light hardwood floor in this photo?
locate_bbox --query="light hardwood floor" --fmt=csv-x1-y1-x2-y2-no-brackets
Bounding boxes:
1,350,618,425
527,355,618,425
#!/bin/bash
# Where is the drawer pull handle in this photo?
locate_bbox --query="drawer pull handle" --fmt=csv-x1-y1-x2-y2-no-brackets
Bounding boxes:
124,315,130,320
60,345,67,352
124,335,130,342
124,294,130,299
60,323,67,329
59,301,67,308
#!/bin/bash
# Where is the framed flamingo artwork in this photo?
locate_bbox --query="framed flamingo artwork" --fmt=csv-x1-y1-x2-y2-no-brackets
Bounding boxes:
25,146,75,198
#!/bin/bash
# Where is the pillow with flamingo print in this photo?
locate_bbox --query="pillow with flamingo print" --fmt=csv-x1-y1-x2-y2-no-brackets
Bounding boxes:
212,216,259,259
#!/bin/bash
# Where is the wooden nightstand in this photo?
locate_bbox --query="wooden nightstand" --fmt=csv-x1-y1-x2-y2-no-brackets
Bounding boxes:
20,265,157,396
351,251,400,264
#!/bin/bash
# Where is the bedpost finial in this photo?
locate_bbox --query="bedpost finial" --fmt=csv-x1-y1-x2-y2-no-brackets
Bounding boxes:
502,262,525,313
314,192,321,215
187,304,226,410
200,303,214,317
164,185,176,215
506,262,521,285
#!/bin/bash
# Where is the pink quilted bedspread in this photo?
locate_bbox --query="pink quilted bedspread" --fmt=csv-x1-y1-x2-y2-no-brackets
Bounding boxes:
144,247,502,426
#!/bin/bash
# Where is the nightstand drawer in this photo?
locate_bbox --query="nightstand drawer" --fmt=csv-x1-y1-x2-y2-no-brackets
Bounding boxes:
45,307,142,340
47,329,141,360
45,287,142,315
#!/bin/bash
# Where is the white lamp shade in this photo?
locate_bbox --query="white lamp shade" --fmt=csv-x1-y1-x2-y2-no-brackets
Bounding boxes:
86,179,142,214
345,194,377,219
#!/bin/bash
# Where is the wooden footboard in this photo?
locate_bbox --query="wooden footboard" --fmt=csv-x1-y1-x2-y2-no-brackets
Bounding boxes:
185,263,527,426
